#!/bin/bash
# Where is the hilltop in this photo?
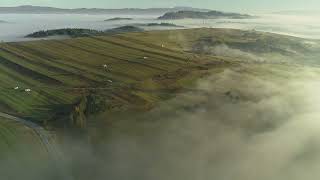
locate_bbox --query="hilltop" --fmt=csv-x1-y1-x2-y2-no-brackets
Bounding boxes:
104,17,133,21
25,26,144,38
158,10,253,19
133,22,184,28
25,28,103,38
144,22,183,27
104,25,144,34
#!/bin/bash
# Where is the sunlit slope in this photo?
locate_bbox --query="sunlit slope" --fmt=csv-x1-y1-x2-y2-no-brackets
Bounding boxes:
0,30,219,125
1,28,318,126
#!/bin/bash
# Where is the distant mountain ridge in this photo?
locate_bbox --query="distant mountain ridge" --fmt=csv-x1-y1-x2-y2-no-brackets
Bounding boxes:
0,5,211,15
104,17,133,21
158,10,253,20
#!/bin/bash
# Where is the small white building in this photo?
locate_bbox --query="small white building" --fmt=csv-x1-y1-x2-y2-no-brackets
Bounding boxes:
14,87,19,90
25,89,31,92
143,56,149,59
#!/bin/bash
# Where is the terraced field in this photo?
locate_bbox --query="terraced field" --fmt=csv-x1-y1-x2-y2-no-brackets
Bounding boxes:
0,28,319,128
0,29,228,127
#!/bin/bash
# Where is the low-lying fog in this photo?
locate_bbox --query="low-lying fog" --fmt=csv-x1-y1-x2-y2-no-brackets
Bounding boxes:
0,14,159,42
79,64,320,180
2,11,320,180
5,63,320,180
0,12,320,42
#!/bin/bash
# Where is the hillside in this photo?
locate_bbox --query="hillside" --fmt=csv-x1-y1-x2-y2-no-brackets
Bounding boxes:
0,29,220,128
127,28,320,63
158,10,253,19
1,28,319,129
1,28,320,180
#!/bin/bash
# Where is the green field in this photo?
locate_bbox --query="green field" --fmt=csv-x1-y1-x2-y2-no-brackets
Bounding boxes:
1,28,320,179
0,28,231,127
0,28,319,128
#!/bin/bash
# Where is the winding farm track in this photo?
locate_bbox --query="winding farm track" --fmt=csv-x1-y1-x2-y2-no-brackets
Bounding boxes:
0,112,52,151
0,112,73,180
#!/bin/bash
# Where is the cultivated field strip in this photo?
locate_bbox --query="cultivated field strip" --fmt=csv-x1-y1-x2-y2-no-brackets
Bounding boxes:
0,32,192,123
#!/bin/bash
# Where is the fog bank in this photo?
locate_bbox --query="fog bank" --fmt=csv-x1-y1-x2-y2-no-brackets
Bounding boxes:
1,13,320,42
74,64,320,180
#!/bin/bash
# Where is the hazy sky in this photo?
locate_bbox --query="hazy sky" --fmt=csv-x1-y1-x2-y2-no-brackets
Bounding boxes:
0,0,319,12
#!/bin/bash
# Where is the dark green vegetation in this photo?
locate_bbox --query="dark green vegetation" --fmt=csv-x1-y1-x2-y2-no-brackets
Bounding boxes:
26,26,144,39
25,28,103,38
158,10,253,20
104,25,144,34
104,17,133,21
142,22,184,27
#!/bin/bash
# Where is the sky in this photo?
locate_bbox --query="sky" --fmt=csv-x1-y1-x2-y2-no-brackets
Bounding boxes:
0,0,319,12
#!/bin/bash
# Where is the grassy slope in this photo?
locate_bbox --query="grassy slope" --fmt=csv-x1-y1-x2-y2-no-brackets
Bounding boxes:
1,28,319,179
120,28,320,62
0,29,231,125
0,28,318,126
